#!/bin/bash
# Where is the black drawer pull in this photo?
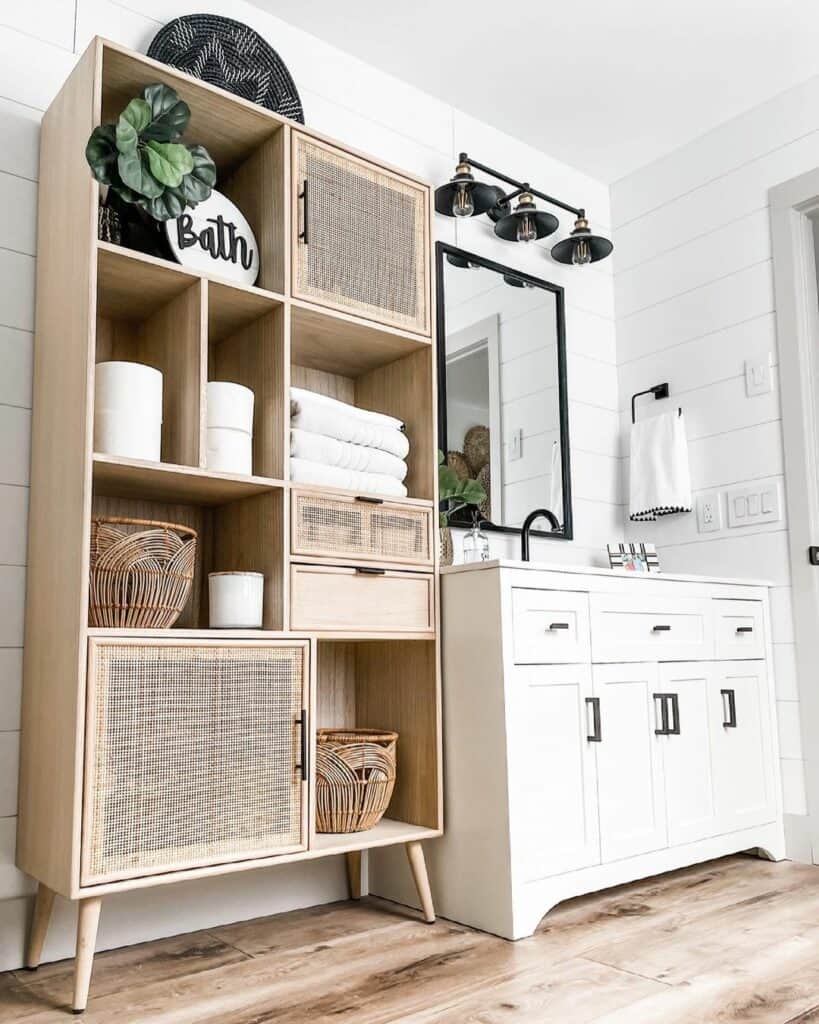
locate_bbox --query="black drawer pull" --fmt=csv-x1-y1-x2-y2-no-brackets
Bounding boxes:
653,693,680,735
585,697,602,742
354,495,385,505
721,688,737,728
295,709,308,781
298,179,308,244
652,624,672,632
548,622,570,631
355,566,386,575
735,626,754,634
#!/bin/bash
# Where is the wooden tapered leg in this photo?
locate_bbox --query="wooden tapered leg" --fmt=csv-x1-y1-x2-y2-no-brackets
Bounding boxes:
346,850,363,900
72,897,102,1014
406,841,435,924
26,883,56,969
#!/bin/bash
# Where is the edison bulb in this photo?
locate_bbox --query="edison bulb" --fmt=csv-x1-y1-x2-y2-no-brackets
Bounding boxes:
516,214,537,243
572,238,592,265
452,183,474,218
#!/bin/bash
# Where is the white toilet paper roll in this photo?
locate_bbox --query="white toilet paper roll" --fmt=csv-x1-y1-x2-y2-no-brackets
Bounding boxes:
206,426,253,475
207,381,255,432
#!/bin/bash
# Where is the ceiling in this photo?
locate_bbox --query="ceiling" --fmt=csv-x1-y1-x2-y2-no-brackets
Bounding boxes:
250,0,819,182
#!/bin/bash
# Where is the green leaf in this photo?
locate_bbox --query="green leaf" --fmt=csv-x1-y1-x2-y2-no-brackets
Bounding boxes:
85,124,118,184
144,141,194,187
438,449,446,466
118,149,163,198
140,187,188,222
460,478,487,506
177,145,217,203
141,83,190,141
115,98,151,154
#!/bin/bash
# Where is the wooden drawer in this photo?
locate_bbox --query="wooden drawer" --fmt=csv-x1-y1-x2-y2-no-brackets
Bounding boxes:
291,490,433,568
511,589,590,664
590,594,714,662
290,563,434,633
713,600,765,659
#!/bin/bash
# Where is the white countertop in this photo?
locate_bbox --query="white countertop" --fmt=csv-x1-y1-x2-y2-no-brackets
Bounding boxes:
440,559,773,588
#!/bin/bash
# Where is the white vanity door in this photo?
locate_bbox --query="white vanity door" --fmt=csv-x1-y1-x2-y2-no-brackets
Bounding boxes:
710,662,777,833
507,664,600,881
593,663,668,861
658,663,720,846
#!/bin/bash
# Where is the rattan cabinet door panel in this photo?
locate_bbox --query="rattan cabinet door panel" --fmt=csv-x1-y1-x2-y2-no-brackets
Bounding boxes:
293,134,430,335
82,639,309,885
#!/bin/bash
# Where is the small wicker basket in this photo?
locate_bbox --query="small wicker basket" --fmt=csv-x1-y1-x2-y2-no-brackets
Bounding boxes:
88,516,197,629
315,728,398,833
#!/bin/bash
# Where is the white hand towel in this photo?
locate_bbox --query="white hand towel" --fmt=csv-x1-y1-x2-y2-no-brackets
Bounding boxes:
290,457,408,498
290,387,409,460
549,440,564,526
290,428,408,481
629,410,692,522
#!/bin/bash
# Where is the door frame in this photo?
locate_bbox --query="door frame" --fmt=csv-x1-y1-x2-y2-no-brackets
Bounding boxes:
770,169,819,861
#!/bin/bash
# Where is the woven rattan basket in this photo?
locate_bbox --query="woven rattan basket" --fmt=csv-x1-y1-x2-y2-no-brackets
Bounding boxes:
315,728,398,833
88,516,197,629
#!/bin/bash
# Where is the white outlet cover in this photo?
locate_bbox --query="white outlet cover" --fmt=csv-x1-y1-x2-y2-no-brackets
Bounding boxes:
744,357,773,397
697,491,722,533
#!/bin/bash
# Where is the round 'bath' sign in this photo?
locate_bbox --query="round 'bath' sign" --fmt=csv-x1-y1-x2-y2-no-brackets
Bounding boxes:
166,189,259,286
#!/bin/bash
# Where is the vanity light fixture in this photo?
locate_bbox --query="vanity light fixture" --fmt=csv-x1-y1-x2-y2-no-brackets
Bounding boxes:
435,152,613,265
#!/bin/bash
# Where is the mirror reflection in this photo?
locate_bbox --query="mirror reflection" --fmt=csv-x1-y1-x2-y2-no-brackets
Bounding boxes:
437,246,572,536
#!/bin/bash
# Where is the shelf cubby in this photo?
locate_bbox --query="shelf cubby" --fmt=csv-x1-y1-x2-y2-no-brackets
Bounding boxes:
316,639,440,831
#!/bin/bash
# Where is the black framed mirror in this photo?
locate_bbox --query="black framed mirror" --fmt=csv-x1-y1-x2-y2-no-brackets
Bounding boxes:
436,242,572,539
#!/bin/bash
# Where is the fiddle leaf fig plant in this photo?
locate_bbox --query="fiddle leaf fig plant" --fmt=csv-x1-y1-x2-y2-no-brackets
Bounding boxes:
86,83,217,222
438,450,487,527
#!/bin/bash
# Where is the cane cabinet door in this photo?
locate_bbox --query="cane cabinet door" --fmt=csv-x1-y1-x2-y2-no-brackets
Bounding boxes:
292,133,430,335
82,639,309,885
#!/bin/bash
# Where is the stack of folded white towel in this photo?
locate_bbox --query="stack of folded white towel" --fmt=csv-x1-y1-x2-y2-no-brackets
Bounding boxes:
290,387,410,497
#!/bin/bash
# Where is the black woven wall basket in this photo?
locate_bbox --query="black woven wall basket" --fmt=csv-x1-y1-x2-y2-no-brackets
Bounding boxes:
147,15,305,123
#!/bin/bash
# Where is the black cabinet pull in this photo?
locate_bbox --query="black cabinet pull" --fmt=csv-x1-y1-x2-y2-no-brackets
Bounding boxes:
298,179,308,244
295,709,308,781
668,692,680,734
354,495,384,505
735,626,754,634
586,697,602,742
721,688,737,728
653,693,680,735
355,566,386,575
652,624,672,632
548,622,570,631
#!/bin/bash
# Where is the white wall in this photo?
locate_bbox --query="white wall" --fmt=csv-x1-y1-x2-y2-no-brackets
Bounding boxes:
610,73,819,849
0,0,617,969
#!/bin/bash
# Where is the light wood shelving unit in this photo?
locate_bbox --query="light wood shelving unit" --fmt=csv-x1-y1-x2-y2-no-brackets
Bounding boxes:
18,37,440,1013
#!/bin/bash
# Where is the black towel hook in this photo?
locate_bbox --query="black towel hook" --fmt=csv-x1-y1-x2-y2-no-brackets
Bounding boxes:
631,382,681,423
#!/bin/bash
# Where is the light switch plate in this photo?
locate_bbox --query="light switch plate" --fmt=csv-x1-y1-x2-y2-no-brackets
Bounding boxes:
727,482,781,527
697,491,722,533
745,356,773,397
507,428,523,461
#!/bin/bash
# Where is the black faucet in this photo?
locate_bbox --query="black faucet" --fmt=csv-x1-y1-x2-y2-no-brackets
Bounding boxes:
521,508,561,561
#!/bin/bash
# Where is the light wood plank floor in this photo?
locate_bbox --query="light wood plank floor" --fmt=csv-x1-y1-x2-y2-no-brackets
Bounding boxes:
3,855,819,1022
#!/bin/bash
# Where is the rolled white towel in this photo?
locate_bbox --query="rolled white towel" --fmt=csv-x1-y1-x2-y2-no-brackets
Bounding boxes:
290,457,408,498
290,387,409,460
291,428,407,481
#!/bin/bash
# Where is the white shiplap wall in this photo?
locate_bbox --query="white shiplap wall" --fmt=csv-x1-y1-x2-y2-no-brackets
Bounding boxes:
0,0,616,969
610,73,819,839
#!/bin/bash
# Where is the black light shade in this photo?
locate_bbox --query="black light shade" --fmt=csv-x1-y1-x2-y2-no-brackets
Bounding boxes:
551,216,614,265
446,252,475,269
493,194,559,242
503,273,531,288
434,163,500,218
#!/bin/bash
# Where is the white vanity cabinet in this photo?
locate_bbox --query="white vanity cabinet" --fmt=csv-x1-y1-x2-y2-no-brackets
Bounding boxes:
432,561,785,940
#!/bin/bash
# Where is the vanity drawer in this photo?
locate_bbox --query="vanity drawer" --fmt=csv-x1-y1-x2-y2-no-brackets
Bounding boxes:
512,589,590,664
713,600,765,659
290,564,434,633
291,490,433,568
590,594,714,662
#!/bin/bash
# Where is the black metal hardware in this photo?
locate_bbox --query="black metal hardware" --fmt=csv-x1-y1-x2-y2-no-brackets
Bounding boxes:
298,179,308,244
654,693,680,735
721,688,737,729
548,622,570,630
735,626,754,634
810,546,819,566
652,624,672,632
521,508,561,560
354,495,384,505
586,697,602,743
632,383,669,423
355,566,386,575
295,709,308,781
458,153,584,218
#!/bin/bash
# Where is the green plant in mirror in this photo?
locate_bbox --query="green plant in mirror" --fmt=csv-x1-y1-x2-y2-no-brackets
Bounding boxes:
86,83,217,221
438,450,487,527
